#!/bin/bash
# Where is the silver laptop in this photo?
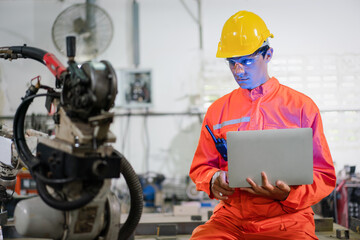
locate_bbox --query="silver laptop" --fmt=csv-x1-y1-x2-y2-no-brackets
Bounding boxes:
227,128,313,188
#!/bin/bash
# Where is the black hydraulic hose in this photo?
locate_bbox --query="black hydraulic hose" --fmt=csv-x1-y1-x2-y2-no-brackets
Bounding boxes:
2,45,67,80
13,94,49,169
36,177,103,211
115,150,143,240
33,171,76,185
9,46,47,65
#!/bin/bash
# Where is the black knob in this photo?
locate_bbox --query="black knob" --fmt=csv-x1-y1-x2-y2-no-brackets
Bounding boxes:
66,36,76,58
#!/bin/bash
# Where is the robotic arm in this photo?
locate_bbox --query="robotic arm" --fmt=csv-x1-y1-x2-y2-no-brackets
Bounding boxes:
0,37,143,240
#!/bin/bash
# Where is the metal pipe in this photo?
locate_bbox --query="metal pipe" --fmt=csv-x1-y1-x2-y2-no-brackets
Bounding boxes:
133,0,140,68
197,0,203,50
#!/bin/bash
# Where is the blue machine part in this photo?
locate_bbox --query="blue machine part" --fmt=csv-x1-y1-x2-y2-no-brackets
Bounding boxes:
142,184,157,207
139,172,165,208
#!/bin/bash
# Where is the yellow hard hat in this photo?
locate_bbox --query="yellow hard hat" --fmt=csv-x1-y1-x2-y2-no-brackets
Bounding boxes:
216,10,274,58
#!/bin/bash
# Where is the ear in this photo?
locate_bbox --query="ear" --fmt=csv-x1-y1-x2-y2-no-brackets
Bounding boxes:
264,48,273,63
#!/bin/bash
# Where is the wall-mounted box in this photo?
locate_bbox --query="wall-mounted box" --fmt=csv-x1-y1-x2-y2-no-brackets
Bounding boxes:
115,68,152,108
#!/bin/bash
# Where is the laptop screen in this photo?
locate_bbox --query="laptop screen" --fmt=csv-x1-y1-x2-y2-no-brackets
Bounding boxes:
226,128,313,188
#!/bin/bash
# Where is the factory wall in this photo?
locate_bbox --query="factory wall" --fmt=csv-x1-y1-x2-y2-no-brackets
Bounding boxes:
0,0,360,181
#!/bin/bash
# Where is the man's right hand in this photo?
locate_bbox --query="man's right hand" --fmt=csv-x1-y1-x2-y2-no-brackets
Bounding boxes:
211,171,235,200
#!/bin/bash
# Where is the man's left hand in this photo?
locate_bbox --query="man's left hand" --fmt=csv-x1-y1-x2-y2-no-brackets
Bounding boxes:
239,171,291,201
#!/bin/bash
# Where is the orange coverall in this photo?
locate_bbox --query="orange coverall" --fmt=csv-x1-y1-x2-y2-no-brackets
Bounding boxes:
189,77,336,240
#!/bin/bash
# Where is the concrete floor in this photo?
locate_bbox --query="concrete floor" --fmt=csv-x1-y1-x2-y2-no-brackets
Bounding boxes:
132,213,360,240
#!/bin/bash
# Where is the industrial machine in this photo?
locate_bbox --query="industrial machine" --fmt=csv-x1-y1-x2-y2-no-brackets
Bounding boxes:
0,37,143,239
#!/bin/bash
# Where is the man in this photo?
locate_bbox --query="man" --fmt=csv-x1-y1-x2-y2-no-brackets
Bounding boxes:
189,10,336,239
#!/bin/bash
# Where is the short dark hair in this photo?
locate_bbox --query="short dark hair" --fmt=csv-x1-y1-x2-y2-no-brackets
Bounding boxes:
251,45,270,58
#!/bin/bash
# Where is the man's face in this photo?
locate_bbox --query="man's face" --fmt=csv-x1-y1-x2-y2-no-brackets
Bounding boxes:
227,48,273,90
